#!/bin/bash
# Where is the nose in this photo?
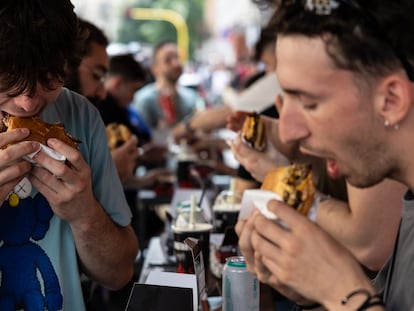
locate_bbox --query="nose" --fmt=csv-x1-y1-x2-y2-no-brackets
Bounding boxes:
96,84,107,101
13,95,35,112
277,95,310,145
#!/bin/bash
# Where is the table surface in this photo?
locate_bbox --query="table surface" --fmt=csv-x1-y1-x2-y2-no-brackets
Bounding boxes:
138,236,275,311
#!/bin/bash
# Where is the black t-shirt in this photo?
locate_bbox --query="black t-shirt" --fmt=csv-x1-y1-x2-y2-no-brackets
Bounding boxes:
96,93,151,146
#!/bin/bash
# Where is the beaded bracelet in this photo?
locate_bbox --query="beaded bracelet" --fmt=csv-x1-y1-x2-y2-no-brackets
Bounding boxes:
341,289,385,311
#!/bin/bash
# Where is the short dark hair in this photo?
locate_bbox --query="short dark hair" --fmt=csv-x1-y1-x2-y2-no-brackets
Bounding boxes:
64,18,109,93
259,0,414,82
254,25,277,62
109,54,148,82
152,40,177,62
78,18,109,57
0,0,83,97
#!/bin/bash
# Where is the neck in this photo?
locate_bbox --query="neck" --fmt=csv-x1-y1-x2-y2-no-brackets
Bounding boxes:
156,77,177,95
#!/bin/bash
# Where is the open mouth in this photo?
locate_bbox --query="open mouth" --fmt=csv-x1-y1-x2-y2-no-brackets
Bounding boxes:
0,111,9,132
326,158,340,179
0,110,7,118
298,146,341,179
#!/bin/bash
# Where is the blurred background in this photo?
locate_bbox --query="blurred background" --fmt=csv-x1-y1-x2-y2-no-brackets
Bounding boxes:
72,0,272,94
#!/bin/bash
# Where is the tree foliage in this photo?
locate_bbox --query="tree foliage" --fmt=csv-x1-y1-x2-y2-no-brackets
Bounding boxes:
118,0,205,61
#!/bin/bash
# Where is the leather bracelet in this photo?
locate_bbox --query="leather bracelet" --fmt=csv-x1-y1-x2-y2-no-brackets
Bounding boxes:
295,302,322,310
341,288,384,311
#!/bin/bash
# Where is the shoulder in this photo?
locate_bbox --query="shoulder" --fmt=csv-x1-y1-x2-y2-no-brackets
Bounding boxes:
177,86,199,104
177,85,198,97
42,88,105,151
43,88,100,123
177,86,199,110
135,83,157,100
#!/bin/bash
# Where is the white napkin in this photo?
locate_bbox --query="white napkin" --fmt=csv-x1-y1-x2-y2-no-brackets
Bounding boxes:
23,143,66,164
239,189,282,220
239,189,318,222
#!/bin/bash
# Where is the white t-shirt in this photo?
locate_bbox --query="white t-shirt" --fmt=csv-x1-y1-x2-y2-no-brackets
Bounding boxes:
224,73,282,112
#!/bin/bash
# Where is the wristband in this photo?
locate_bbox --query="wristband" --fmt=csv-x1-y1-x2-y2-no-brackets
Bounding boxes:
341,288,384,311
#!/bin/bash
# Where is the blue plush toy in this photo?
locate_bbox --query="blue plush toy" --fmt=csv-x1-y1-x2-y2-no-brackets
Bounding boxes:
0,193,63,310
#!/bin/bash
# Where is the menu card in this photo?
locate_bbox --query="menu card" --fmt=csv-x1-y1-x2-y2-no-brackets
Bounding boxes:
126,272,197,311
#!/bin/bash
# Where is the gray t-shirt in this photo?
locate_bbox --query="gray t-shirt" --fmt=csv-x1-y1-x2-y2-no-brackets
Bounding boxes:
374,191,414,310
132,83,197,128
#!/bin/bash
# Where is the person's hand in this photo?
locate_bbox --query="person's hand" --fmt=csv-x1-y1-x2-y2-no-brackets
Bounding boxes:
123,168,173,189
0,128,39,202
238,200,375,307
235,211,309,304
189,135,228,160
229,133,290,182
139,142,168,165
111,136,140,184
141,168,172,187
226,110,250,132
28,137,108,222
235,211,261,278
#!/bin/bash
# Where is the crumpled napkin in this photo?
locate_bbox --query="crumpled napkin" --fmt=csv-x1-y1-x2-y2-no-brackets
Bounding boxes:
239,189,282,220
23,143,66,164
239,189,317,222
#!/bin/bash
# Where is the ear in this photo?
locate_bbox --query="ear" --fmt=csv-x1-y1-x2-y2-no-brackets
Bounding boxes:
150,63,158,77
376,74,412,126
113,76,123,89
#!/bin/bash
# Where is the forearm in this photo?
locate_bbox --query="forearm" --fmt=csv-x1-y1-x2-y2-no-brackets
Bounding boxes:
317,198,376,269
172,106,231,142
70,201,138,290
192,105,231,132
317,179,405,271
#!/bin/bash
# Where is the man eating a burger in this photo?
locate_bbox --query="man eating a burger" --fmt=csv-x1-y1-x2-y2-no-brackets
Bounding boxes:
234,0,414,310
0,1,138,310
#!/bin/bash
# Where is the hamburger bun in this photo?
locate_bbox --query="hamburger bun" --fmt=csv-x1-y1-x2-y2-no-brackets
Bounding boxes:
241,112,266,151
106,123,132,150
261,163,315,216
1,115,80,149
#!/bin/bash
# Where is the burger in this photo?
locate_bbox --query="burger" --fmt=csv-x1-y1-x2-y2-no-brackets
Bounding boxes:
261,163,315,216
0,114,80,149
105,123,131,150
241,112,266,151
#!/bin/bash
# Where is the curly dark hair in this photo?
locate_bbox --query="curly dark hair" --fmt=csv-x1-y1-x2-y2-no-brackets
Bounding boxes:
254,0,414,82
0,0,84,97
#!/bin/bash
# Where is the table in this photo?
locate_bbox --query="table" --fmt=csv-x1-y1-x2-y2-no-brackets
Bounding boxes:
138,236,275,311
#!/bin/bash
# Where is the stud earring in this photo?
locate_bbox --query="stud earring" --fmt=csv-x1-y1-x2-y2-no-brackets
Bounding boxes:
384,119,391,127
393,123,400,130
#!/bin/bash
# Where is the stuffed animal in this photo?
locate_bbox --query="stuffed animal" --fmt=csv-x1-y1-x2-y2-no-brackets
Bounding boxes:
0,193,63,310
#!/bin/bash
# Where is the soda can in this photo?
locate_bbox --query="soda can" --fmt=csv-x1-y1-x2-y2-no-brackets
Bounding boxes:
222,256,260,311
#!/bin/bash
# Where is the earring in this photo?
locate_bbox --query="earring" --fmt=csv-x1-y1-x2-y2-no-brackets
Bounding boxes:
393,123,400,130
384,119,391,127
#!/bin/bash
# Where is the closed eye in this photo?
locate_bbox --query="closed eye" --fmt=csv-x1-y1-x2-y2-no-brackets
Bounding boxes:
303,102,318,110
